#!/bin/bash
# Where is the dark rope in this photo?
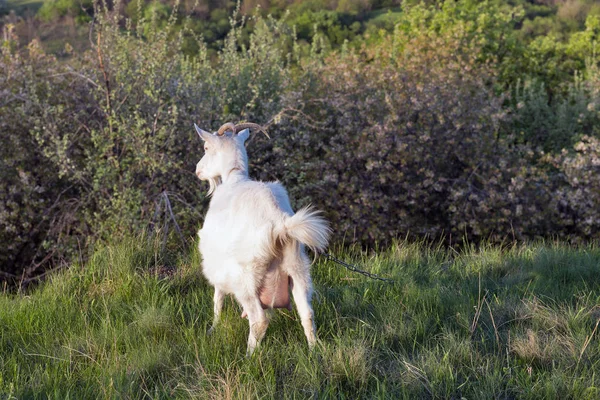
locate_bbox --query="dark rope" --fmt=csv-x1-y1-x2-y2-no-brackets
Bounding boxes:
323,253,395,284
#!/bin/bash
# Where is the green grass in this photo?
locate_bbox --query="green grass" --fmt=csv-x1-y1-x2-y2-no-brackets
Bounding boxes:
5,0,44,14
2,238,600,398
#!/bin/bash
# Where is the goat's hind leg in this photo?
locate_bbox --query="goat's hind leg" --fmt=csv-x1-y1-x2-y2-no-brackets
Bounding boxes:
283,243,317,348
208,287,225,335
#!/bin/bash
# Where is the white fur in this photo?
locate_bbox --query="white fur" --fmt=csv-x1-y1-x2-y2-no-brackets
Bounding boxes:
194,125,330,355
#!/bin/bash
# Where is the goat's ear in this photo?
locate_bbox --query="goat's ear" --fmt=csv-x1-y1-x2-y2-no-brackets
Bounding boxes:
194,124,213,142
237,128,250,143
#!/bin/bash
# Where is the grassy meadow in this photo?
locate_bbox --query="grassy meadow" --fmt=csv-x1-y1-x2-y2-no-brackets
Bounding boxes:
1,237,600,398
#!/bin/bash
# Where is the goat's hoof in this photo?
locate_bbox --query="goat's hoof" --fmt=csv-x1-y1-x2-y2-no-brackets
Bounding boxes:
307,335,318,348
207,326,216,336
246,342,260,357
307,337,323,352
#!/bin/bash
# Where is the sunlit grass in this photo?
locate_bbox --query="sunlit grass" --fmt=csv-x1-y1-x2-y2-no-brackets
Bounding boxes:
1,238,600,398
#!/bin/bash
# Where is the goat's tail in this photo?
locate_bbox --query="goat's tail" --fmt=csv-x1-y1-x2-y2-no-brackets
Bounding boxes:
283,206,331,253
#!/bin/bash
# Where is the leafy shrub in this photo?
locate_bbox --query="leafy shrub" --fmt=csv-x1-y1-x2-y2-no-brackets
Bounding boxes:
0,9,290,281
258,1,523,243
288,8,360,47
257,1,600,244
510,77,600,152
550,136,600,239
37,0,93,22
0,34,88,278
253,15,511,243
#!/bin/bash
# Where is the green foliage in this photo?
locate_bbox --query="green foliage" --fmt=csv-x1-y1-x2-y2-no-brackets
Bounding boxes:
37,0,93,22
362,7,402,38
549,135,600,237
2,238,600,397
285,6,363,48
389,0,527,88
510,76,600,152
0,34,89,278
520,13,598,92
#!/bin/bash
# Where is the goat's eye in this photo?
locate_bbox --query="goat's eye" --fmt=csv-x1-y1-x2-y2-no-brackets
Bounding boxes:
204,146,209,151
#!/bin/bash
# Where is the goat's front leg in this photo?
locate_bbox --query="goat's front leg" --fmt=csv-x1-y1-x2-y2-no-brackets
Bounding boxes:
238,295,269,356
207,287,225,335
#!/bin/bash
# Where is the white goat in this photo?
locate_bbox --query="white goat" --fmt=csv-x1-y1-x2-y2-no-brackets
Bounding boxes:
194,122,330,355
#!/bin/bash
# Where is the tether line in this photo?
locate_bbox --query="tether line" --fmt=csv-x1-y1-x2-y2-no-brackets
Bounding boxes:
323,253,395,284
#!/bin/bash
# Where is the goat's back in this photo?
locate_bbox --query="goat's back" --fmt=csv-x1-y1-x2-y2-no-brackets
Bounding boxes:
199,180,291,266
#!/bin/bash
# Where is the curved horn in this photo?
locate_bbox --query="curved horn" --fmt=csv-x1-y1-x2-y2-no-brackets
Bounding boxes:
217,122,236,136
234,122,270,139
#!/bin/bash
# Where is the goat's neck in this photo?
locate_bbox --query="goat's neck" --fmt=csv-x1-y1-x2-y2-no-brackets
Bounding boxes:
221,167,248,185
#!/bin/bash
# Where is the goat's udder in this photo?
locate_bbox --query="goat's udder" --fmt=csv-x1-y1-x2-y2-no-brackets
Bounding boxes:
241,274,293,318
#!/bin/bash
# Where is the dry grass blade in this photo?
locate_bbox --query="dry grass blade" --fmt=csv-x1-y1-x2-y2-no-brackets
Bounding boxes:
578,318,600,365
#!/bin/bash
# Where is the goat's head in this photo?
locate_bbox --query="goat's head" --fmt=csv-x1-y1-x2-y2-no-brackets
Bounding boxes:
194,122,267,194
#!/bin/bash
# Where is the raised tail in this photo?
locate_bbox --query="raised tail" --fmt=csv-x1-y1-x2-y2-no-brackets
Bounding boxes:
284,206,331,253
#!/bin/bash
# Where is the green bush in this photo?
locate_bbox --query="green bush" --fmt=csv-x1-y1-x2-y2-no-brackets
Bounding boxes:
37,0,93,22
510,77,600,152
255,1,600,244
0,7,293,281
291,29,506,242
0,35,90,279
549,135,600,239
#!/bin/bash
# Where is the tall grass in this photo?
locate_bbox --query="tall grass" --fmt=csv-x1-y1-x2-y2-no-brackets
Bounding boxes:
1,238,600,398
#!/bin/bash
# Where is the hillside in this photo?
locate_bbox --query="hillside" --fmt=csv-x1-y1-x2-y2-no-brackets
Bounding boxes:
3,0,599,57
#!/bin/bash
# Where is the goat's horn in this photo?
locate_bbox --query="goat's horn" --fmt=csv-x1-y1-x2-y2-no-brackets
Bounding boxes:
217,122,236,136
234,122,270,139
